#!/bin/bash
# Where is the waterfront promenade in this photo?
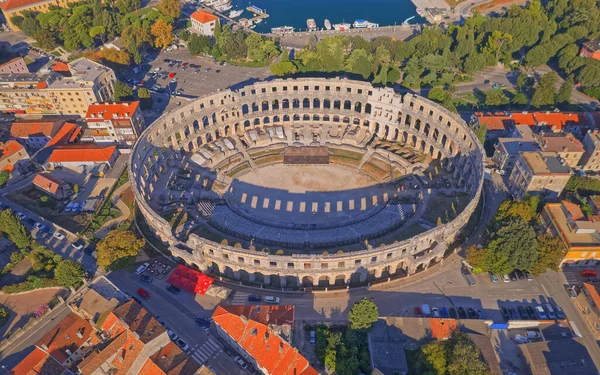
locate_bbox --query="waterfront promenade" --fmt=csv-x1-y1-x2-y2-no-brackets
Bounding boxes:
269,25,421,48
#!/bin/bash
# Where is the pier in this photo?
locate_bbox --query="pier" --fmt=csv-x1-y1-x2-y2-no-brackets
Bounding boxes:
246,5,270,25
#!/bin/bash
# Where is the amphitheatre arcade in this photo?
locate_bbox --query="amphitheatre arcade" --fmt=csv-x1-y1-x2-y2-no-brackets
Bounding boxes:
130,78,484,288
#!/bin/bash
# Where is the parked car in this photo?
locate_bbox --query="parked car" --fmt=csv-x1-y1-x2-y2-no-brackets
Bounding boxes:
233,356,247,369
476,309,484,319
16,212,27,219
441,307,449,318
421,304,431,317
70,202,79,213
248,295,262,302
555,305,566,319
136,263,149,275
34,222,43,229
508,272,518,281
509,307,519,320
467,307,478,319
448,307,458,319
166,284,181,295
564,284,578,298
137,288,150,300
71,239,85,250
457,307,467,319
517,306,528,319
524,271,534,281
176,338,189,351
432,307,440,318
489,272,498,283
53,231,66,241
265,296,280,304
501,274,510,283
535,306,548,319
526,306,537,320
168,330,178,341
196,317,211,329
157,316,166,327
64,203,74,212
500,306,510,321
413,307,423,317
544,304,557,319
515,269,526,280
139,274,153,283
309,330,316,344
581,270,597,277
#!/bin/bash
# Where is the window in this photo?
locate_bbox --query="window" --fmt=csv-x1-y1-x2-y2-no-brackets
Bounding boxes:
336,86,341,92
371,256,377,263
261,88,266,93
347,88,351,93
387,253,392,259
287,262,294,268
304,85,309,91
272,87,277,92
314,86,319,91
293,86,298,91
283,86,288,91
358,89,362,94
208,249,214,255
254,259,260,265
304,263,311,269
355,259,361,265
325,86,330,91
238,257,245,263
338,261,345,268
270,261,277,267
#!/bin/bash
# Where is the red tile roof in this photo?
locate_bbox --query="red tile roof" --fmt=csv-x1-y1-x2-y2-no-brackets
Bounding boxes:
139,342,200,375
10,120,63,139
191,10,218,24
212,305,316,375
563,201,585,221
36,312,94,364
52,62,70,73
48,145,116,164
111,300,166,344
0,0,46,11
217,305,295,327
86,102,140,122
0,140,25,163
477,115,513,131
32,173,68,195
511,113,536,126
429,318,457,339
10,347,64,375
78,331,129,375
46,122,80,147
584,283,600,309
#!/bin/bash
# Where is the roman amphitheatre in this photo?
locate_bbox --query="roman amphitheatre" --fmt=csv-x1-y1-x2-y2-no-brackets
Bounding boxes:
130,78,484,288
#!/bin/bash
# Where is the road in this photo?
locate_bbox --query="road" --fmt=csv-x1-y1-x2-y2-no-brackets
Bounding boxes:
0,304,71,372
107,270,248,375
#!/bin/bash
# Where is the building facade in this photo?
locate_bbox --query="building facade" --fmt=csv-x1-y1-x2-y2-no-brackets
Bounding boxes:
190,10,218,36
0,59,115,116
32,173,73,199
85,101,145,146
0,0,86,31
508,151,571,200
0,140,29,175
46,144,118,171
0,57,29,74
493,125,539,173
582,130,600,171
538,133,584,168
10,119,65,149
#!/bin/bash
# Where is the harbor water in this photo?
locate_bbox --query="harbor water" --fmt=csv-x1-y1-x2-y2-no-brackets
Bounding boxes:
225,0,426,33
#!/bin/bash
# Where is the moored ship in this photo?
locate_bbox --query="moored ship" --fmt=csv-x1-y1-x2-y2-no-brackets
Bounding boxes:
229,9,243,18
324,19,331,30
271,26,295,34
306,18,317,31
215,2,233,11
333,22,351,31
353,19,379,28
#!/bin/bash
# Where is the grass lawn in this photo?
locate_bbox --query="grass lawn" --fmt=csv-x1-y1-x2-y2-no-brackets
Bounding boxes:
423,193,471,225
226,162,250,177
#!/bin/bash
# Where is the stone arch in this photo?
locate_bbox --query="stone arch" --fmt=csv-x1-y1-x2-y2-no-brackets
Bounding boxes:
252,102,259,112
241,104,249,115
333,116,340,123
254,118,260,125
282,99,290,109
262,101,269,111
303,114,310,121
253,272,264,284
283,114,290,122
354,101,362,113
415,263,425,272
293,99,300,109
263,116,270,124
303,98,310,108
343,116,350,124
323,115,330,122
335,274,346,286
313,98,321,108
192,120,200,132
343,100,352,110
272,99,279,110
324,98,331,109
244,120,251,128
365,103,372,114
302,276,314,287
334,100,341,110
318,275,330,287
424,123,430,137
202,116,210,128
313,114,320,121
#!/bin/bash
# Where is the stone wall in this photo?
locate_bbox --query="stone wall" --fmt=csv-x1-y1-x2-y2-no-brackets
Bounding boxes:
129,78,484,286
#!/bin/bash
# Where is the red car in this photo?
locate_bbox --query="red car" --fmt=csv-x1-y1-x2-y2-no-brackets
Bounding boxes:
169,72,176,78
182,62,189,67
137,288,150,299
414,307,423,317
581,270,597,277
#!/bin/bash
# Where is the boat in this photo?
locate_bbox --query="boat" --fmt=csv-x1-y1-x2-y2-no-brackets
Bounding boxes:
324,19,331,30
254,18,263,24
306,18,317,31
271,26,295,34
229,9,243,18
215,2,233,11
333,22,351,31
353,19,379,28
416,8,424,16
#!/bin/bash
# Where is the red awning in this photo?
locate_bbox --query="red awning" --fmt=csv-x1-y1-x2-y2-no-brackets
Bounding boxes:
166,265,214,295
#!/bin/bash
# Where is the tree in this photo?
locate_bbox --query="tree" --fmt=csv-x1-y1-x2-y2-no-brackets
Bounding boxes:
556,79,573,105
475,123,487,145
21,17,40,36
54,260,85,287
485,91,510,106
344,48,374,79
188,34,211,55
157,0,181,18
10,16,24,28
462,52,486,74
0,170,9,187
116,0,141,14
178,30,190,41
73,184,79,194
484,217,538,274
530,234,567,275
0,209,32,250
151,19,174,50
511,92,528,106
531,72,558,108
428,87,447,102
270,61,297,76
89,25,106,43
113,80,133,102
348,298,378,330
281,47,289,62
96,230,145,270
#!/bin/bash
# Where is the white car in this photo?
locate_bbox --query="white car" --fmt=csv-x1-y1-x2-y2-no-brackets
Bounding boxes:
234,356,247,369
53,232,66,241
168,330,178,341
264,296,280,304
64,203,74,212
501,274,510,283
432,307,440,318
34,222,43,229
16,212,26,220
135,263,150,275
176,338,189,351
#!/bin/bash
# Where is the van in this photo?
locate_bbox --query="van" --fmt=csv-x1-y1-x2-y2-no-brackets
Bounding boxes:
421,304,431,317
544,304,557,319
463,271,476,287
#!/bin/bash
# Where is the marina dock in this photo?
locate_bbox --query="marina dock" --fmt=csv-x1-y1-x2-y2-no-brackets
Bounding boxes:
246,5,270,25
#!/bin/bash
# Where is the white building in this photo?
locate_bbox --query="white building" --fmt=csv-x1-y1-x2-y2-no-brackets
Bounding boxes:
190,10,218,37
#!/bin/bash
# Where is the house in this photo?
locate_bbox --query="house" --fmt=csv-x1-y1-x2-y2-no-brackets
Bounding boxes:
538,133,584,168
212,305,317,375
85,101,145,146
137,341,201,375
581,130,600,171
580,39,600,61
190,10,219,36
575,283,600,337
474,113,513,140
508,151,572,200
493,125,539,172
519,338,599,375
0,140,29,176
71,288,119,324
35,311,95,367
0,57,29,74
541,201,600,266
78,300,171,375
10,119,66,149
10,347,65,375
46,144,118,172
32,173,73,200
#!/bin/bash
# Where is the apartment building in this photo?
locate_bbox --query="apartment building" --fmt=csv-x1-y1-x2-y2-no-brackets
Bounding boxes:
84,101,145,146
508,151,572,200
538,133,585,168
0,0,86,31
190,10,218,36
582,130,600,171
10,119,66,149
0,57,29,74
0,58,115,116
493,125,539,172
0,140,29,176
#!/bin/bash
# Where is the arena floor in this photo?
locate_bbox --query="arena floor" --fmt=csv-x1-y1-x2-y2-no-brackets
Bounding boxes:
237,164,381,193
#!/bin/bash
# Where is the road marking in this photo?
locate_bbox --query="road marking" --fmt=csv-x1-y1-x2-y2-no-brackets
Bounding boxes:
541,283,550,297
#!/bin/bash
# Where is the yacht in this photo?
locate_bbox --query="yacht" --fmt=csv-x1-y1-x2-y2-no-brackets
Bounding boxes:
229,9,243,18
324,19,331,30
215,3,233,11
353,19,379,28
271,26,295,34
306,18,317,31
333,22,351,31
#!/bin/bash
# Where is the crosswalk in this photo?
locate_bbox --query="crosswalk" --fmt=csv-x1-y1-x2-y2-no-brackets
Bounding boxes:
191,337,223,364
231,292,249,305
563,271,580,285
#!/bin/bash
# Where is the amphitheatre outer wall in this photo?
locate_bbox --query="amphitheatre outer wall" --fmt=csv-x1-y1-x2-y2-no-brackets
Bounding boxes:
130,78,485,287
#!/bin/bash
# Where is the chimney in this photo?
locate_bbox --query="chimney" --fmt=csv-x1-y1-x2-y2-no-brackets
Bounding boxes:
264,331,269,342
279,342,283,354
76,327,85,339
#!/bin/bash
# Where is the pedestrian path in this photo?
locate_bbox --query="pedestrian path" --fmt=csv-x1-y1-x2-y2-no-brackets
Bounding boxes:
190,337,222,364
230,292,249,305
